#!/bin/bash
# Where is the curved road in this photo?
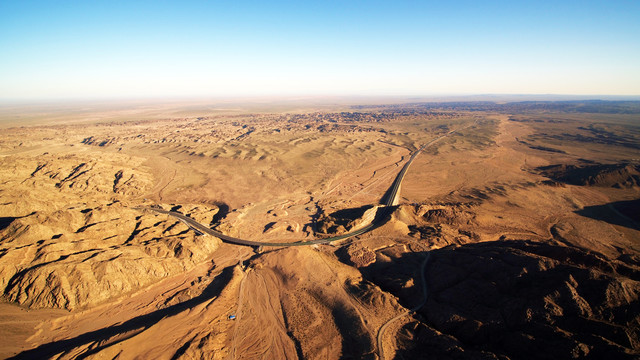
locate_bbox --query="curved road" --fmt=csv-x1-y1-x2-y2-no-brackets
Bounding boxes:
137,125,469,247
377,251,430,360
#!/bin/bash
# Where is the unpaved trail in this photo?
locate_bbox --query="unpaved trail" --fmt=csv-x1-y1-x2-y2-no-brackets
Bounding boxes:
377,251,430,360
348,155,407,202
228,270,248,360
12,244,253,360
228,270,298,360
158,169,177,201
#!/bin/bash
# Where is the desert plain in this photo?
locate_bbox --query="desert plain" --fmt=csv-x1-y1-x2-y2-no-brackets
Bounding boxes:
0,99,639,359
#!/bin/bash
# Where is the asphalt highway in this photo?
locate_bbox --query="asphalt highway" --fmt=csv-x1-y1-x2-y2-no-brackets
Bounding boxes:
138,126,467,247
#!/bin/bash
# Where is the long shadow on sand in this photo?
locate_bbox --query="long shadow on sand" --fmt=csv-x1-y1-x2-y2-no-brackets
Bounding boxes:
9,265,236,360
0,217,16,231
361,240,640,360
575,199,640,231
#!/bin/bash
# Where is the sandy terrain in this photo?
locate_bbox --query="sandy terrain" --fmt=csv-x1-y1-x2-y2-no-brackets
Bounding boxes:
0,100,639,359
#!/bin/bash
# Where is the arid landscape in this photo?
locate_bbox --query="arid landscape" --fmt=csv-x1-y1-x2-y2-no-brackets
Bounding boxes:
1,99,639,359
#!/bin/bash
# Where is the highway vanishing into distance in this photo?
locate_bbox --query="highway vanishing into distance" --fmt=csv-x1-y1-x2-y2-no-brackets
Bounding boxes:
139,126,465,247
134,125,471,359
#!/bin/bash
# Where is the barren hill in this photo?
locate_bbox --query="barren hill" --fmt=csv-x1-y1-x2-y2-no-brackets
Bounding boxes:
0,101,639,359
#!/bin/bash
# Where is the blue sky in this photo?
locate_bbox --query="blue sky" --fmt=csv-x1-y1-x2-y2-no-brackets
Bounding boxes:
1,0,639,99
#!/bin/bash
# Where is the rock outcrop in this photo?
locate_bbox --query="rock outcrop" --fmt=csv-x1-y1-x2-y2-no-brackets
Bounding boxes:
397,240,640,359
0,152,222,310
537,162,640,188
0,203,221,310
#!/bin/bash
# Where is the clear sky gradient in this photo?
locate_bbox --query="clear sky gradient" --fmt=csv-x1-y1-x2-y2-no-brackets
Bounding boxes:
1,0,639,99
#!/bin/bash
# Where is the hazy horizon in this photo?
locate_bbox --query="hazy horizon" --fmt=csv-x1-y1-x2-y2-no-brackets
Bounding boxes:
2,1,639,99
2,93,640,107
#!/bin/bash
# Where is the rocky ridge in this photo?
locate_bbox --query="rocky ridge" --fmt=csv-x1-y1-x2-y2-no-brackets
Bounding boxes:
396,240,640,359
537,162,640,188
0,152,222,310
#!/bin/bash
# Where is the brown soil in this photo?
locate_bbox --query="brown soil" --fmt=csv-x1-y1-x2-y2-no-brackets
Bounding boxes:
1,100,639,359
399,241,640,359
537,162,640,188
